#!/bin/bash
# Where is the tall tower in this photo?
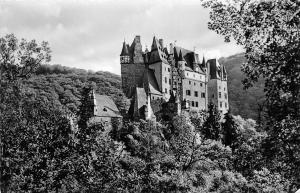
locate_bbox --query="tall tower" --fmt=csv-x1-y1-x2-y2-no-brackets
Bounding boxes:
120,36,145,97
207,59,229,114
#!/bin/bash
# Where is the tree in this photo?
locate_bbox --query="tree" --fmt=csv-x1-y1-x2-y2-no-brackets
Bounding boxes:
222,109,238,149
202,103,222,140
201,0,300,120
262,116,300,192
0,34,51,84
0,34,51,192
77,85,95,131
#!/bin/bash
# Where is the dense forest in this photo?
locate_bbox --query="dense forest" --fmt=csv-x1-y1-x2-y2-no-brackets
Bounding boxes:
26,52,263,121
1,0,300,191
219,53,265,120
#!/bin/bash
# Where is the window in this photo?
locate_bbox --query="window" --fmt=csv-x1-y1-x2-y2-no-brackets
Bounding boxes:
220,102,222,108
219,86,221,89
192,101,195,107
168,68,170,72
200,83,203,87
189,81,191,85
224,87,226,91
169,90,172,95
187,73,189,76
165,67,166,71
194,82,196,86
201,92,205,98
165,88,168,93
169,79,171,85
196,102,198,107
225,102,227,108
153,96,155,100
186,90,191,96
219,92,221,98
194,91,198,97
212,94,214,98
165,77,167,83
224,93,227,99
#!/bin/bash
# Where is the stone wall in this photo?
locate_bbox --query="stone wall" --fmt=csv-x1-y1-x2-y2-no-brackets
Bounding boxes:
121,63,145,97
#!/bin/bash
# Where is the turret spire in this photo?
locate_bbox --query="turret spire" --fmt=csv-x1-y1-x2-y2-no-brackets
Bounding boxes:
178,50,184,61
120,41,129,56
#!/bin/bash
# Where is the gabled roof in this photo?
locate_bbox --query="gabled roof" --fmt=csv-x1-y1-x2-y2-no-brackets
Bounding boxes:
94,95,122,118
207,59,227,80
149,36,168,64
146,69,162,95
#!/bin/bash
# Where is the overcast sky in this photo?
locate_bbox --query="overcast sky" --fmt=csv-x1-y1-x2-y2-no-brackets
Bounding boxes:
0,0,243,75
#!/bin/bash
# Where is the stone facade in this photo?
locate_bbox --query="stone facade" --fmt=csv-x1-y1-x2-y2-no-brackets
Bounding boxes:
120,35,229,118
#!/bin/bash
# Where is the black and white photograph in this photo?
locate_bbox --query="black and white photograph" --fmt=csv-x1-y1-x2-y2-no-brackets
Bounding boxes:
0,0,299,192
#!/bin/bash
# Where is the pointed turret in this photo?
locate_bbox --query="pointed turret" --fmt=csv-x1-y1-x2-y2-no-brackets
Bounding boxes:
120,41,129,56
120,40,130,64
178,50,184,61
202,56,206,67
151,36,159,51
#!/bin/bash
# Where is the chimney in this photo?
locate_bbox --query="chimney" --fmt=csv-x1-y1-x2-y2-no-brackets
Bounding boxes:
159,39,164,48
134,35,141,43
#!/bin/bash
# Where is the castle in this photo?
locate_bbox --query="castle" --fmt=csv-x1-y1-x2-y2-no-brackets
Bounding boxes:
120,35,229,119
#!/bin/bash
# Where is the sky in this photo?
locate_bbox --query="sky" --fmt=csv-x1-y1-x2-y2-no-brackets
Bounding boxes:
0,0,243,75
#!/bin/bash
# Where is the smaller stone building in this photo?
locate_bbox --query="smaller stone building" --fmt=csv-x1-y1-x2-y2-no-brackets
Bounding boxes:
88,91,122,128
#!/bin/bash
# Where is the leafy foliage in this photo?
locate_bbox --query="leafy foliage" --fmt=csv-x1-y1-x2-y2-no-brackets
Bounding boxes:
201,0,300,120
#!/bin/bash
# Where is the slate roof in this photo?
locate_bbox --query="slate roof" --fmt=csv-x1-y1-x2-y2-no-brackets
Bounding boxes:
94,95,122,118
174,46,206,74
120,41,130,56
143,69,162,96
207,59,227,80
149,36,168,64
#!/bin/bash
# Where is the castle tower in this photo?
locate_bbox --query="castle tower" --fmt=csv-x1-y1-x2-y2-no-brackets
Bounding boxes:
148,36,171,100
207,59,229,114
120,36,146,98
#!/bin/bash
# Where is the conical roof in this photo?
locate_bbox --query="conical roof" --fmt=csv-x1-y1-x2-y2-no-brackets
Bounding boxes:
202,56,206,66
120,41,130,56
178,50,184,61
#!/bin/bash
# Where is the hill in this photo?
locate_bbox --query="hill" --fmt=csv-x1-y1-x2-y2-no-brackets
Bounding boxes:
24,64,126,115
219,53,265,120
29,56,265,120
